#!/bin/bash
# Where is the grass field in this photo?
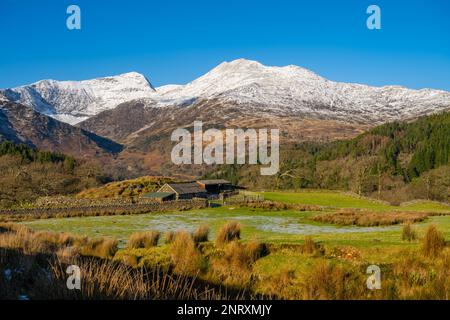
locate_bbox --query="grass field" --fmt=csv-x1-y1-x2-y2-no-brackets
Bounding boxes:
259,190,450,212
21,191,450,248
11,190,450,300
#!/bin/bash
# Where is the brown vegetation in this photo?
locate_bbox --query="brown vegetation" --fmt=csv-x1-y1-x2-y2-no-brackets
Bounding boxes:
170,231,205,275
402,223,417,242
215,221,241,246
0,199,207,222
192,224,210,244
76,176,177,199
422,225,446,257
312,210,429,227
126,231,161,249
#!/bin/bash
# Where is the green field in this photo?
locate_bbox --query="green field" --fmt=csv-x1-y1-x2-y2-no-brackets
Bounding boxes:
22,191,450,248
260,190,450,212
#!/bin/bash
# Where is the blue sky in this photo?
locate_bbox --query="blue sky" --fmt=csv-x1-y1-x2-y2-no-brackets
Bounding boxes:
0,0,449,90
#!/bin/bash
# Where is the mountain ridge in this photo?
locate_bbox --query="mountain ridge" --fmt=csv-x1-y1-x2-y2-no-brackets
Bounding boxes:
2,59,449,126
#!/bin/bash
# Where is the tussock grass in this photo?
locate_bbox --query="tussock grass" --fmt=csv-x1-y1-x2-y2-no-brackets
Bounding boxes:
192,224,210,244
312,210,428,226
215,221,241,246
170,231,205,275
0,222,117,258
302,260,365,300
164,231,176,244
402,222,417,242
302,236,316,254
81,238,118,259
126,231,161,249
422,225,446,257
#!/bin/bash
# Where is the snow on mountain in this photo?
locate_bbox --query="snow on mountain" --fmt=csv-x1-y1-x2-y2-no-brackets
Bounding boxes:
1,72,157,124
154,59,450,124
2,59,449,126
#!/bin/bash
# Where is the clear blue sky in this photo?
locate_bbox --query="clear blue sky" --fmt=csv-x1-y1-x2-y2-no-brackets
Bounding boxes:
0,0,449,90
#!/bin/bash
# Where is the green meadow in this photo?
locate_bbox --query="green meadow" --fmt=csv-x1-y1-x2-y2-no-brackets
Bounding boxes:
22,190,450,248
259,190,450,212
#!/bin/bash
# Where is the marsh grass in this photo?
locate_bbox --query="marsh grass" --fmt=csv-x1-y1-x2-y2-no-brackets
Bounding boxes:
170,231,205,275
127,231,161,249
402,223,417,242
192,224,210,244
215,221,241,246
422,225,446,257
164,231,176,244
312,210,429,226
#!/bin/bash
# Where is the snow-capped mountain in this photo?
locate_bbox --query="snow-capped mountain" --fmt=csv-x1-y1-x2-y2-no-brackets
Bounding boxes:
2,59,450,126
1,72,156,124
153,59,450,124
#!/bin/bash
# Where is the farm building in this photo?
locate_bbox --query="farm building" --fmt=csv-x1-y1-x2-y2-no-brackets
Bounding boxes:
196,179,234,194
141,191,176,202
143,182,207,201
141,179,238,201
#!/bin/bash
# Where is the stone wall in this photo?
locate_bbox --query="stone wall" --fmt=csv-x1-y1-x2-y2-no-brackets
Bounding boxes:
0,199,208,221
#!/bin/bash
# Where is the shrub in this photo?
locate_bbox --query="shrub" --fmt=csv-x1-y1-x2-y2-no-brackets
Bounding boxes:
170,231,205,275
127,231,160,249
422,225,446,257
192,224,210,244
402,223,417,242
215,221,241,246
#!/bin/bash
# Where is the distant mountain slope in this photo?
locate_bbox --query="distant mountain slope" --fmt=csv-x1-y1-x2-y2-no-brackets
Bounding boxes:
1,72,156,124
206,112,450,203
0,101,123,158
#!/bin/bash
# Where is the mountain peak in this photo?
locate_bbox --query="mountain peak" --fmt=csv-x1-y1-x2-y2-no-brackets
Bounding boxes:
207,58,321,81
1,71,157,124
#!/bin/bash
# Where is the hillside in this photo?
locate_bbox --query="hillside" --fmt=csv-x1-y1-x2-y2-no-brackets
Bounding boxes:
206,112,450,204
76,176,177,199
0,141,110,208
0,101,123,159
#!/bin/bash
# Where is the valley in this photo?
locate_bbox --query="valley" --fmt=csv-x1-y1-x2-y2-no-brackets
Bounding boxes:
0,59,449,301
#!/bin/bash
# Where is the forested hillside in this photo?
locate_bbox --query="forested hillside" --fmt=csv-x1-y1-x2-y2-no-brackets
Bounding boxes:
207,112,450,204
0,142,110,208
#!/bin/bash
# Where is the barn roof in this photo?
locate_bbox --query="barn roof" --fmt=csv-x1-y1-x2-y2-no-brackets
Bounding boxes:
161,182,207,195
142,192,174,199
196,179,231,185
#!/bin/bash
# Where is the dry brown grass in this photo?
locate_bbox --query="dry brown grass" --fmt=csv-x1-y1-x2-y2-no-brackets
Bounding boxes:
243,200,324,212
302,236,316,254
81,238,118,259
126,231,161,249
208,239,269,288
164,231,176,244
192,224,210,244
0,223,251,300
312,210,428,227
215,221,241,246
170,231,205,275
302,260,365,300
0,222,117,258
402,222,417,242
0,247,239,300
422,225,446,257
